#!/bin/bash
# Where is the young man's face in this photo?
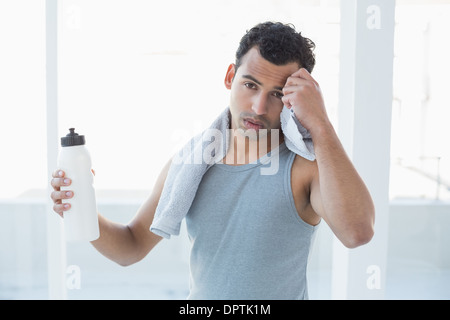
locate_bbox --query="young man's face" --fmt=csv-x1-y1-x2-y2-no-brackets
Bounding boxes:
224,47,300,138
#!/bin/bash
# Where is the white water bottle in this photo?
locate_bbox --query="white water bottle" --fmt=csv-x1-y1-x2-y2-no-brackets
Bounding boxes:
57,128,99,242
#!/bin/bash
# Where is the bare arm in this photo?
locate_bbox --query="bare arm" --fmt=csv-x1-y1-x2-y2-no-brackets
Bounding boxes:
309,125,374,248
51,159,171,266
283,68,374,248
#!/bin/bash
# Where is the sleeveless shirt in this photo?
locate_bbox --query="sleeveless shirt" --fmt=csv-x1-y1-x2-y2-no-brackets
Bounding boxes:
185,142,319,299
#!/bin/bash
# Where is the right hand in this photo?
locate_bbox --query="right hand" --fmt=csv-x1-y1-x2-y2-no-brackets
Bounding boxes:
50,169,73,218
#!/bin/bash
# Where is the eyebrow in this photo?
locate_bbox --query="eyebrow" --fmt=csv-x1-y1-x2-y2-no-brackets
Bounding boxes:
242,74,284,92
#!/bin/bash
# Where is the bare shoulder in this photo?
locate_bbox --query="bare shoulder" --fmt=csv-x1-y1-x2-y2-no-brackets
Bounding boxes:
290,155,321,226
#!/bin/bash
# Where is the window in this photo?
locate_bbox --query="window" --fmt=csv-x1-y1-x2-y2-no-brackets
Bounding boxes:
390,3,450,200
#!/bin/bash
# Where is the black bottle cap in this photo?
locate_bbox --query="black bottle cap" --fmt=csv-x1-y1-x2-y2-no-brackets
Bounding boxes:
61,128,86,147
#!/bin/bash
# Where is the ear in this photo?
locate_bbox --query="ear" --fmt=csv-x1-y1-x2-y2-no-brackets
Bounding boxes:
224,63,235,90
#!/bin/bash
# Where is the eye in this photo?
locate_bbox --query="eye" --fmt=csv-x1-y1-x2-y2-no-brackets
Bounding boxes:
244,82,257,90
272,91,284,99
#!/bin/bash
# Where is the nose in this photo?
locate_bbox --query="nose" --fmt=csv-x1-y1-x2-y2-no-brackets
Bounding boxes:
252,92,268,115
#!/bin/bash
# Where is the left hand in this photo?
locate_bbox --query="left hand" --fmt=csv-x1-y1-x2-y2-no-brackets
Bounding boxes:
282,68,330,134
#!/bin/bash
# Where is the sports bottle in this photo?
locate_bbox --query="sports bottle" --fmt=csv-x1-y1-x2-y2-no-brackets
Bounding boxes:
57,128,99,242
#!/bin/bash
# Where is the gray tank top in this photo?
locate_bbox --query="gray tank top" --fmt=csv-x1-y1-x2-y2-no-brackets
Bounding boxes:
185,142,319,299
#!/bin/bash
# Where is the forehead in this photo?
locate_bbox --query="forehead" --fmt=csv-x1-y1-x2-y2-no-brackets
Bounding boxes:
236,47,299,86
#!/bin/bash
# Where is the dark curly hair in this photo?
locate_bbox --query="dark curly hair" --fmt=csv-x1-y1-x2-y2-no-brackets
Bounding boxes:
235,21,316,73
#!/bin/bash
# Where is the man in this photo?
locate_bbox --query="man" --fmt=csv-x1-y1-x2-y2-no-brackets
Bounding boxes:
51,22,374,299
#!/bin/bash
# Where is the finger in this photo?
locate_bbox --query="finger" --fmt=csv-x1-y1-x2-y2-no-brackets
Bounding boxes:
282,85,303,96
51,190,73,202
291,67,313,79
289,68,318,85
50,177,72,190
284,75,311,88
282,94,294,109
282,90,305,105
53,203,71,217
52,169,65,178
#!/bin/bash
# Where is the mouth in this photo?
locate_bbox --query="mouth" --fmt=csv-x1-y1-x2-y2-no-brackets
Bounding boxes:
243,118,265,130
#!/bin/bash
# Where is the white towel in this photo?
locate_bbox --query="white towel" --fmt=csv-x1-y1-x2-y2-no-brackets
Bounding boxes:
280,106,315,161
150,106,315,239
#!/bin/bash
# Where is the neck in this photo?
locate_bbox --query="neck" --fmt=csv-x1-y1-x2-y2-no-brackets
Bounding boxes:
222,129,283,165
